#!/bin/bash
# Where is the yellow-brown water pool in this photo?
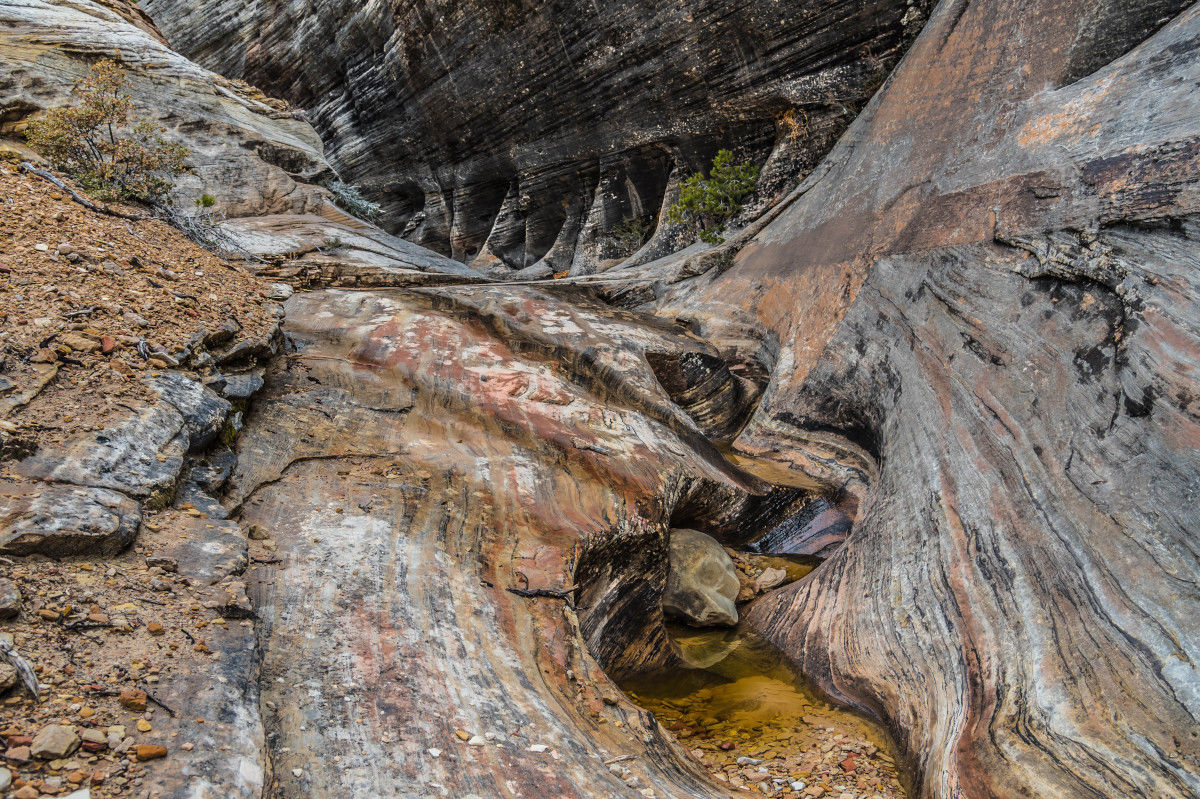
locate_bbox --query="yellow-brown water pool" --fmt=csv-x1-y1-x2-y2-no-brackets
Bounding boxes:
620,625,908,797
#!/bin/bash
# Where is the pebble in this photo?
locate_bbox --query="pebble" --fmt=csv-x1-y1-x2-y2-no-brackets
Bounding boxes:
31,724,80,759
14,785,38,799
0,766,9,790
467,736,486,746
136,719,152,733
527,744,548,753
134,744,167,761
291,768,303,777
145,556,178,572
119,688,148,711
0,663,18,693
59,332,99,353
79,729,107,749
427,748,441,758
267,283,294,301
755,567,788,591
5,745,31,762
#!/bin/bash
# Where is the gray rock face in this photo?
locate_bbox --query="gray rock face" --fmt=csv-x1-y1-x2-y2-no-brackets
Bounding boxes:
154,372,232,453
219,213,487,286
662,529,740,627
15,372,230,498
143,0,930,271
0,0,474,284
158,516,247,584
16,403,187,500
205,371,265,401
0,482,140,557
668,2,1200,797
1,1,1196,798
0,579,20,619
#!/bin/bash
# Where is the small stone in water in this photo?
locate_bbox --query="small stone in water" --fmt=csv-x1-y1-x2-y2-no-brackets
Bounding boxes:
467,735,486,746
528,744,548,753
719,741,735,751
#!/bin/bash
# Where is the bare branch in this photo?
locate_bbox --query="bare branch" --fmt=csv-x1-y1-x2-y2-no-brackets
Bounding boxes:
19,161,143,221
0,635,40,701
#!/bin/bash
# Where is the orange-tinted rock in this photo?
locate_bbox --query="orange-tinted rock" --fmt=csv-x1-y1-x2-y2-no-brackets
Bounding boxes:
118,689,147,712
135,744,168,761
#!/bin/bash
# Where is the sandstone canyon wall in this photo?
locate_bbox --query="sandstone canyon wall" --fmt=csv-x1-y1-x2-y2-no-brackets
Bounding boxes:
0,0,488,283
678,1,1200,797
141,0,931,273
1,0,1198,798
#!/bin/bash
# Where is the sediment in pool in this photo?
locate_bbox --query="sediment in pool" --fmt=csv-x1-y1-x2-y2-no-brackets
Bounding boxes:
619,624,909,797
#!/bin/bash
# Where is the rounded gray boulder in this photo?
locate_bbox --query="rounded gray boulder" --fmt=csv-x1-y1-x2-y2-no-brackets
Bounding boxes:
662,528,740,627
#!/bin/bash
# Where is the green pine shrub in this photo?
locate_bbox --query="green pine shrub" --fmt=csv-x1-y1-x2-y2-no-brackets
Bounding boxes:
666,149,759,245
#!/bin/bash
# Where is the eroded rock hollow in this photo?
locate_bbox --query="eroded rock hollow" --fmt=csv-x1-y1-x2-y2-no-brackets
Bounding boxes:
0,0,1198,797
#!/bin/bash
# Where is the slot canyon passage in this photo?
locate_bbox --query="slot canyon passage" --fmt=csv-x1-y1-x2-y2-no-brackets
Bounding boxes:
0,0,1198,798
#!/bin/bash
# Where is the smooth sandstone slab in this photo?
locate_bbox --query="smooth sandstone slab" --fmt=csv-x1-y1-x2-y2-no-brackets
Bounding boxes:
229,287,765,798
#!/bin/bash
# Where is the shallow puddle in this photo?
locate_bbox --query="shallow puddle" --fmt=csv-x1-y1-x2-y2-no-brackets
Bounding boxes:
620,625,908,797
743,553,819,583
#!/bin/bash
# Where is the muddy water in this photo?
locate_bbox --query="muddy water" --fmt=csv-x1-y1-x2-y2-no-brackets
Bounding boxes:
620,624,908,797
745,553,819,583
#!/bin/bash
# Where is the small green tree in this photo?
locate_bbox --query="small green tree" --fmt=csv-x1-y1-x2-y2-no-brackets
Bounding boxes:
667,149,759,245
25,59,189,204
609,214,653,255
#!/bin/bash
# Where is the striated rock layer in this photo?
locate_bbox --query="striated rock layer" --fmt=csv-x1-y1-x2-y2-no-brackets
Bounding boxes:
659,0,1200,797
228,286,769,797
142,0,930,272
2,0,1198,796
0,0,479,284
